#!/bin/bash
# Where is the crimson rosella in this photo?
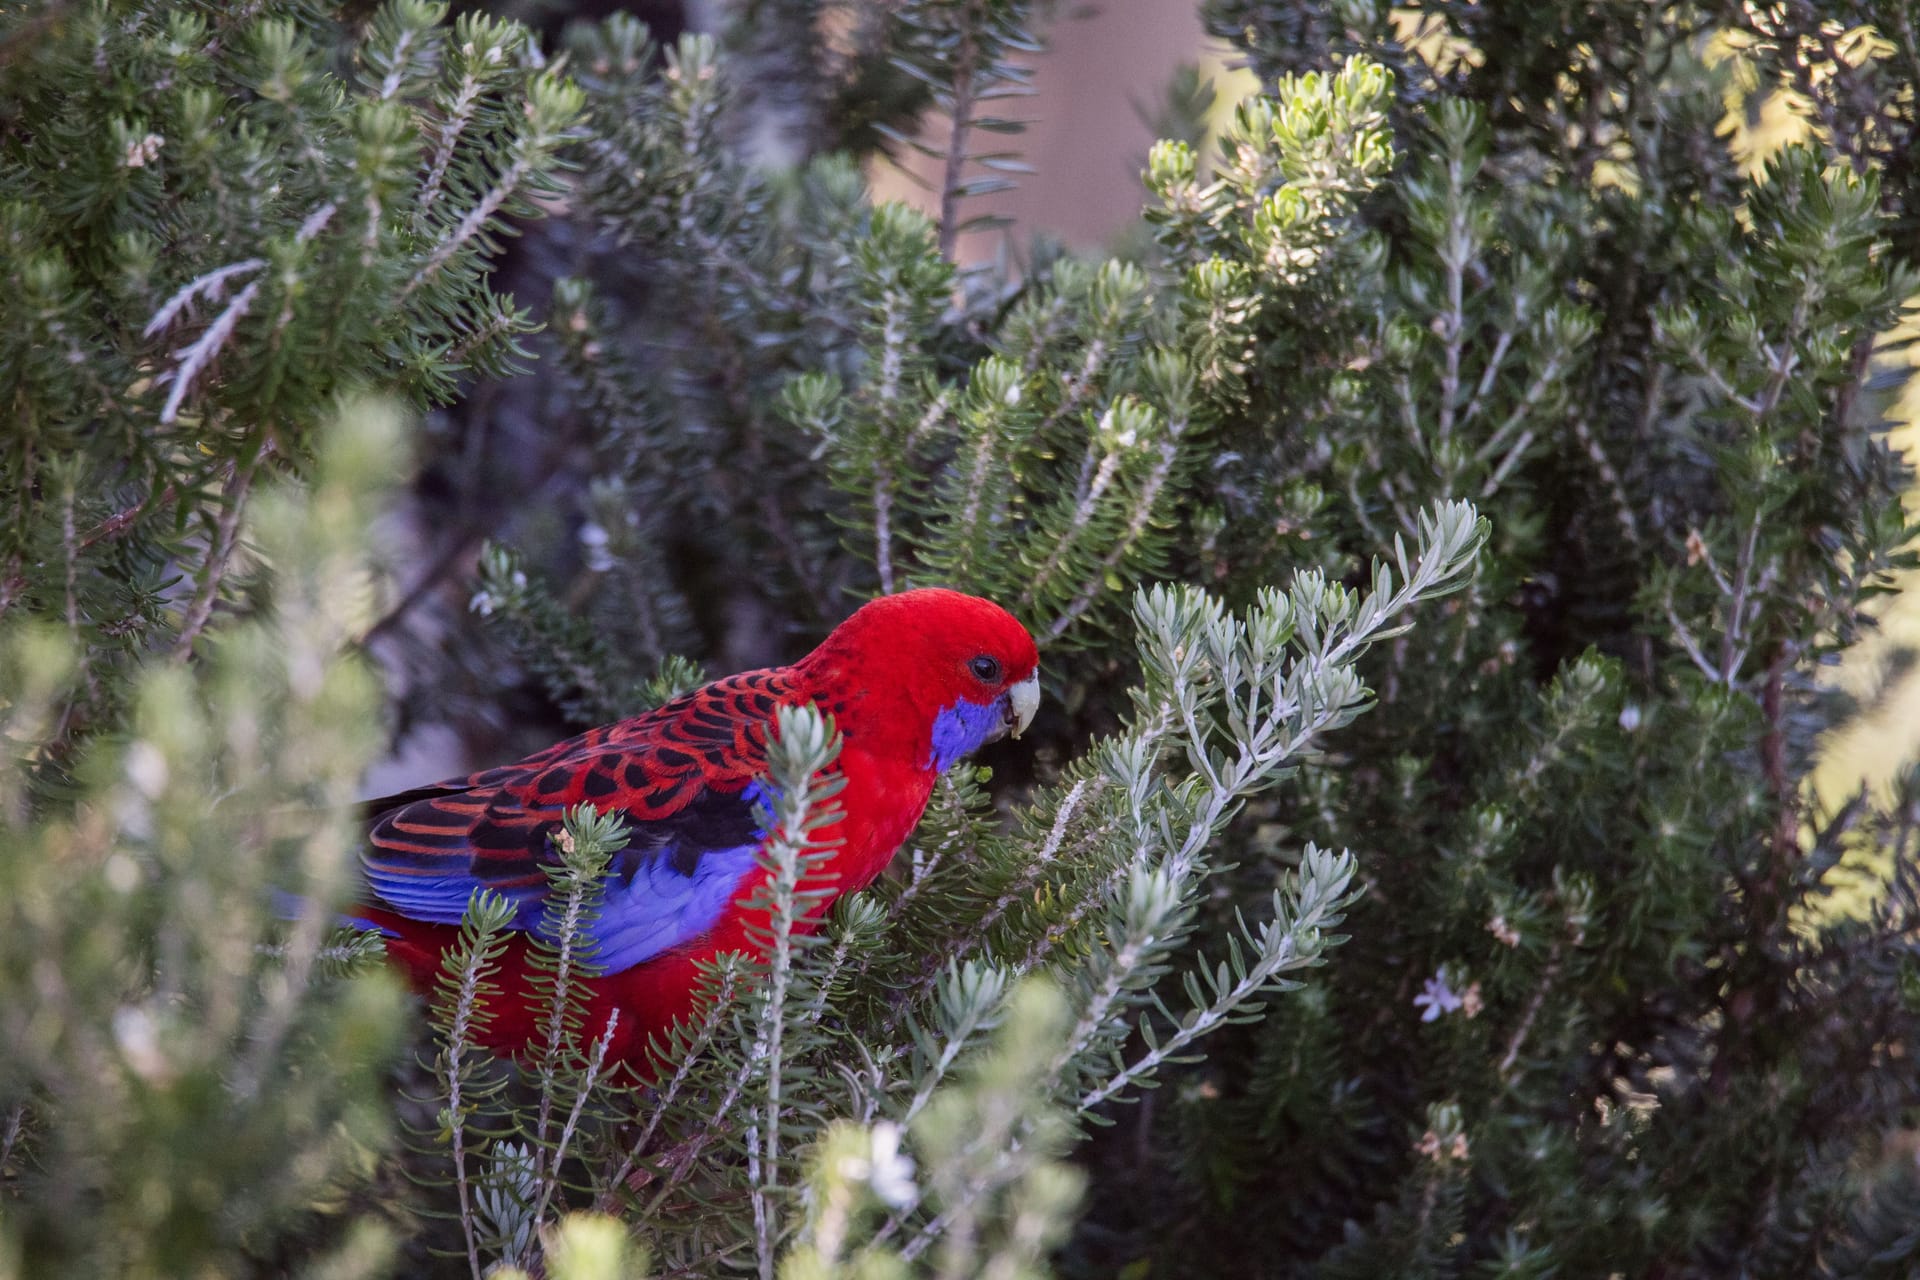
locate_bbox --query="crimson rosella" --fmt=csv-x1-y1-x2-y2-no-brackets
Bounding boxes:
354,588,1040,1070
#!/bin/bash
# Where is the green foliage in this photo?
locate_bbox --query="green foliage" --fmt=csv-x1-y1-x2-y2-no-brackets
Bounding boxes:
7,0,1920,1277
459,0,1920,1275
1058,2,1920,1275
395,504,1478,1276
0,403,410,1278
0,0,579,752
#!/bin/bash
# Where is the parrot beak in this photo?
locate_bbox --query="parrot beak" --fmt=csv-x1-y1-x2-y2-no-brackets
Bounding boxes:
1005,672,1040,740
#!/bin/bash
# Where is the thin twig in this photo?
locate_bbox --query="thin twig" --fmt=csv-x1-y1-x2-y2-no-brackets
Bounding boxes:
1717,511,1764,684
1457,328,1514,429
0,1102,26,1177
1434,141,1471,480
749,844,806,1280
157,279,262,424
60,484,79,636
874,467,898,594
1498,944,1562,1083
528,1010,619,1235
144,258,265,339
405,139,540,298
872,289,911,593
935,5,981,262
172,455,258,661
532,873,595,1187
597,967,740,1211
1080,929,1305,1113
445,946,498,1280
420,70,487,213
79,484,175,550
1020,448,1118,612
1042,433,1182,641
928,781,1085,982
1570,410,1643,549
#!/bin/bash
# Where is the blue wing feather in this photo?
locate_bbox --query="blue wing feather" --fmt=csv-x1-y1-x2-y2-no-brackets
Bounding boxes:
578,841,762,971
360,772,768,973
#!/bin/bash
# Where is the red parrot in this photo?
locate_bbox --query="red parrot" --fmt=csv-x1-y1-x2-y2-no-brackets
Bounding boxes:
353,588,1040,1070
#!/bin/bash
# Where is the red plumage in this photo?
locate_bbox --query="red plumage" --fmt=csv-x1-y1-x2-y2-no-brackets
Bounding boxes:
356,588,1040,1071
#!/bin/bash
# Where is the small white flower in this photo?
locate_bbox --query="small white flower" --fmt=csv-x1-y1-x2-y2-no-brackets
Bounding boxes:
865,1120,917,1209
104,853,139,894
113,1005,169,1081
579,521,613,572
468,589,495,616
1618,704,1643,732
1414,970,1464,1022
126,741,168,798
1095,403,1143,452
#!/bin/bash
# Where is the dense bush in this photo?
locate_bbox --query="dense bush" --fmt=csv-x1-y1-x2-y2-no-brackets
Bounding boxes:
2,1,1918,1277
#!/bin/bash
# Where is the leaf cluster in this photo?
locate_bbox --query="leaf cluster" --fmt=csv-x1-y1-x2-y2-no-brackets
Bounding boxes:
0,0,580,757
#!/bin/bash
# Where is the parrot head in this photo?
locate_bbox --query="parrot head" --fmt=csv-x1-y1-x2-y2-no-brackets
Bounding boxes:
803,588,1040,772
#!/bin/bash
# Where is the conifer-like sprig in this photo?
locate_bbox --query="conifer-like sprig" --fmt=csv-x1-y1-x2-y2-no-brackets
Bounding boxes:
741,705,849,1280
770,58,1402,644
1036,503,1486,1107
782,983,1081,1279
470,542,669,723
881,982,1083,1270
883,0,1044,259
0,0,582,751
428,888,518,1280
514,805,631,1256
780,202,957,594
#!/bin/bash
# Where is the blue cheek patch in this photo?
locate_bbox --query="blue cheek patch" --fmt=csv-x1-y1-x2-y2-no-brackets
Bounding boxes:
927,696,1005,772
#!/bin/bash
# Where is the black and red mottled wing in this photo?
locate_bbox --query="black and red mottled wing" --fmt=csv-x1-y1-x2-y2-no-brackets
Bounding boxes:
358,668,800,971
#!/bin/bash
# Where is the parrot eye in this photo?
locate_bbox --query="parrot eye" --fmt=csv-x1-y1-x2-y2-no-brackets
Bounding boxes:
967,655,1003,684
